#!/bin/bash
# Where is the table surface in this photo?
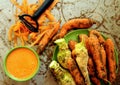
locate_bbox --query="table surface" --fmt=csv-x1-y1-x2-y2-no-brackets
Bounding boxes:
0,0,120,85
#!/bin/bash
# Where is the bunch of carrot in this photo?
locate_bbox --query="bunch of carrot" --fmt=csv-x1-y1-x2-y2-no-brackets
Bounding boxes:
8,0,59,49
67,30,117,85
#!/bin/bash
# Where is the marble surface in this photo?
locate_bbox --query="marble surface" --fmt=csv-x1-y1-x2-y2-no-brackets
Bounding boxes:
0,0,120,85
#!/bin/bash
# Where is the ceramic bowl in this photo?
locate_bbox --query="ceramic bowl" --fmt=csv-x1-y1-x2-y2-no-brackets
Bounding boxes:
3,46,40,82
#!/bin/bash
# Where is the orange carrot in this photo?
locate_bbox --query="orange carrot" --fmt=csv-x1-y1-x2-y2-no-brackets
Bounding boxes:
39,26,51,32
100,45,107,69
37,14,46,26
87,57,101,85
53,18,95,41
67,58,85,85
10,0,22,10
37,22,60,53
68,40,77,51
38,0,44,6
68,40,77,59
13,35,18,47
90,77,101,85
30,31,47,47
89,30,105,44
8,25,15,41
104,39,116,83
45,10,56,21
88,36,107,81
68,40,85,85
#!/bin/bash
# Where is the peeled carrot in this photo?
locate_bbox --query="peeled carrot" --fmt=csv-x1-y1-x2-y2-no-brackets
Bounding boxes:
38,26,50,32
13,35,18,47
30,31,47,47
21,0,28,13
37,22,60,53
52,18,95,41
37,14,46,26
38,0,44,5
10,0,22,10
45,10,56,21
8,25,15,41
104,39,116,83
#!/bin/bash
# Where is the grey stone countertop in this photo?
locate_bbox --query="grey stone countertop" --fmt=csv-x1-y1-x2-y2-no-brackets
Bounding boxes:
0,0,120,85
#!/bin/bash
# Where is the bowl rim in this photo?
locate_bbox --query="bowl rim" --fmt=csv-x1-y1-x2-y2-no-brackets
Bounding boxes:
3,46,40,82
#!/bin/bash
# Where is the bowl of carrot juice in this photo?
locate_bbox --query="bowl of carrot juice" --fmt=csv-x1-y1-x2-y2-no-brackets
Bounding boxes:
3,46,40,81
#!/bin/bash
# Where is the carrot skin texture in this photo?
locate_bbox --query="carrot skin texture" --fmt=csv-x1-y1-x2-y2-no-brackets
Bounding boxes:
67,58,85,85
68,40,77,51
87,57,101,85
89,30,105,44
104,39,116,83
53,18,95,41
88,36,107,80
100,45,107,69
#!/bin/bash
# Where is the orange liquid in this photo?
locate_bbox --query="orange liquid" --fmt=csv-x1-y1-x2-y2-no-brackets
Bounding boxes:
6,48,38,79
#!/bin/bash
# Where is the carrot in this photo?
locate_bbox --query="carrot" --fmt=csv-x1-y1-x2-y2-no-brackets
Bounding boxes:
30,30,47,47
38,14,46,26
38,0,44,5
37,22,60,53
8,25,15,41
89,30,105,44
89,30,108,82
52,18,95,41
18,29,25,46
38,26,50,32
9,0,59,48
13,35,18,47
104,39,116,83
13,22,21,32
68,40,77,60
88,36,107,81
87,57,101,85
45,10,56,21
90,77,101,85
68,40,77,51
68,40,85,84
100,45,107,69
89,30,106,68
67,58,85,85
10,0,22,10
21,0,28,13
22,35,28,41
